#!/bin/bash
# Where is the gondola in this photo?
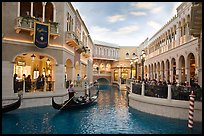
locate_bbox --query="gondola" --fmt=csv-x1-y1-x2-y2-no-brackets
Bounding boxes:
2,96,21,113
52,90,99,110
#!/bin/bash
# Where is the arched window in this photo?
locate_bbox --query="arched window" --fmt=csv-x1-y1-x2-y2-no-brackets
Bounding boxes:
33,2,43,19
106,63,111,71
20,2,31,16
45,2,53,22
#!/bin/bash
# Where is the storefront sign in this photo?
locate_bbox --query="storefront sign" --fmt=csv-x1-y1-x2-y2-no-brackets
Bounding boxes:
34,21,50,48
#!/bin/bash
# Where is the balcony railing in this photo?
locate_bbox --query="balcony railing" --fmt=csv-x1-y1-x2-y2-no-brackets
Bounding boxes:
65,31,80,48
15,16,60,39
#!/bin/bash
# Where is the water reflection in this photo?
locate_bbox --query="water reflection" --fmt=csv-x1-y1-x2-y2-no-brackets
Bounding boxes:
2,85,202,134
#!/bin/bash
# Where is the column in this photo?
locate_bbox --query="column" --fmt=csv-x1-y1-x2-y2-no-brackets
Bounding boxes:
17,2,20,17
2,61,15,97
160,69,163,81
141,81,145,96
157,67,159,81
186,67,190,83
72,67,75,83
186,21,191,42
170,68,173,83
176,23,180,47
118,67,121,83
55,64,66,93
167,84,172,100
42,3,45,22
31,2,33,17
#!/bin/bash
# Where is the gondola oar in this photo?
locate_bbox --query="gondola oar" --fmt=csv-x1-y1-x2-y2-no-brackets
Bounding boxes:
59,92,78,110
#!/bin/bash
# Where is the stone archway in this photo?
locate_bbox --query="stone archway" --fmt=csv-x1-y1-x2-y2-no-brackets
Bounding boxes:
65,59,73,88
13,52,56,93
171,58,176,83
179,55,185,84
187,53,196,83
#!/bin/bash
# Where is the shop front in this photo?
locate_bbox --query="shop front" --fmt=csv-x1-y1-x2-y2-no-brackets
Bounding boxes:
13,53,56,93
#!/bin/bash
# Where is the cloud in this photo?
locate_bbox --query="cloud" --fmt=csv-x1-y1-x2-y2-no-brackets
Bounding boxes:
131,2,156,9
90,26,110,33
107,14,126,23
116,24,139,34
151,6,163,14
147,21,161,30
130,11,147,16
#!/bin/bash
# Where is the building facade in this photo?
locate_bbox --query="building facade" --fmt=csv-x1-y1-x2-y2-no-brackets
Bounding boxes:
2,2,93,105
2,2,202,107
143,2,202,87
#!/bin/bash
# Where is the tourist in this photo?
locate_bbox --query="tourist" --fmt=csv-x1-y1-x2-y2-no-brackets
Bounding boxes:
77,74,81,81
25,75,31,92
13,73,18,93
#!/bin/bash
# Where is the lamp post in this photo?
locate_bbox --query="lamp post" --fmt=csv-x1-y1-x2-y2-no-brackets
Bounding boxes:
140,50,146,81
134,55,138,80
126,53,138,79
130,60,133,79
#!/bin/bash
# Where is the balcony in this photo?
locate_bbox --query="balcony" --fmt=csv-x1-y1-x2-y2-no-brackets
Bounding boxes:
82,49,91,58
65,31,79,48
15,16,60,39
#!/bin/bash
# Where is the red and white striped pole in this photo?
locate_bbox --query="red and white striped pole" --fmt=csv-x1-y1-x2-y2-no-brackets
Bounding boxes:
188,91,195,129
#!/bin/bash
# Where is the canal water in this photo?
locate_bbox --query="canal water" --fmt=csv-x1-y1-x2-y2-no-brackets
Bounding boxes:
2,85,202,134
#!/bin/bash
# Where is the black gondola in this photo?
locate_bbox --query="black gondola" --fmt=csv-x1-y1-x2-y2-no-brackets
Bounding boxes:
52,90,99,110
2,96,21,113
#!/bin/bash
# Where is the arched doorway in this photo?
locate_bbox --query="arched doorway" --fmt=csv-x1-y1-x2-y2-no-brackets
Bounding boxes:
187,53,195,83
166,59,170,82
33,2,43,19
65,59,73,88
179,55,185,83
151,63,153,80
154,63,157,80
157,62,160,81
20,2,31,16
148,64,151,80
13,53,55,93
171,58,176,83
161,61,165,81
45,2,53,22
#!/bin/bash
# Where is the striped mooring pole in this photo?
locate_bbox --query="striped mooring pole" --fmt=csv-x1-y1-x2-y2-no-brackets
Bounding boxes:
188,91,195,129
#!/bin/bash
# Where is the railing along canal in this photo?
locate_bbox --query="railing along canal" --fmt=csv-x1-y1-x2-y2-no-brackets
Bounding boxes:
131,81,202,101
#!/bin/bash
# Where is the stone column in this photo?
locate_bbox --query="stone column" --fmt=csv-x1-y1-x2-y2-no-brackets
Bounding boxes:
55,64,66,94
167,84,172,100
72,67,75,82
141,81,145,96
31,2,33,17
170,68,173,83
176,23,180,47
17,2,20,17
2,61,15,97
42,3,45,22
157,68,159,81
118,67,121,82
